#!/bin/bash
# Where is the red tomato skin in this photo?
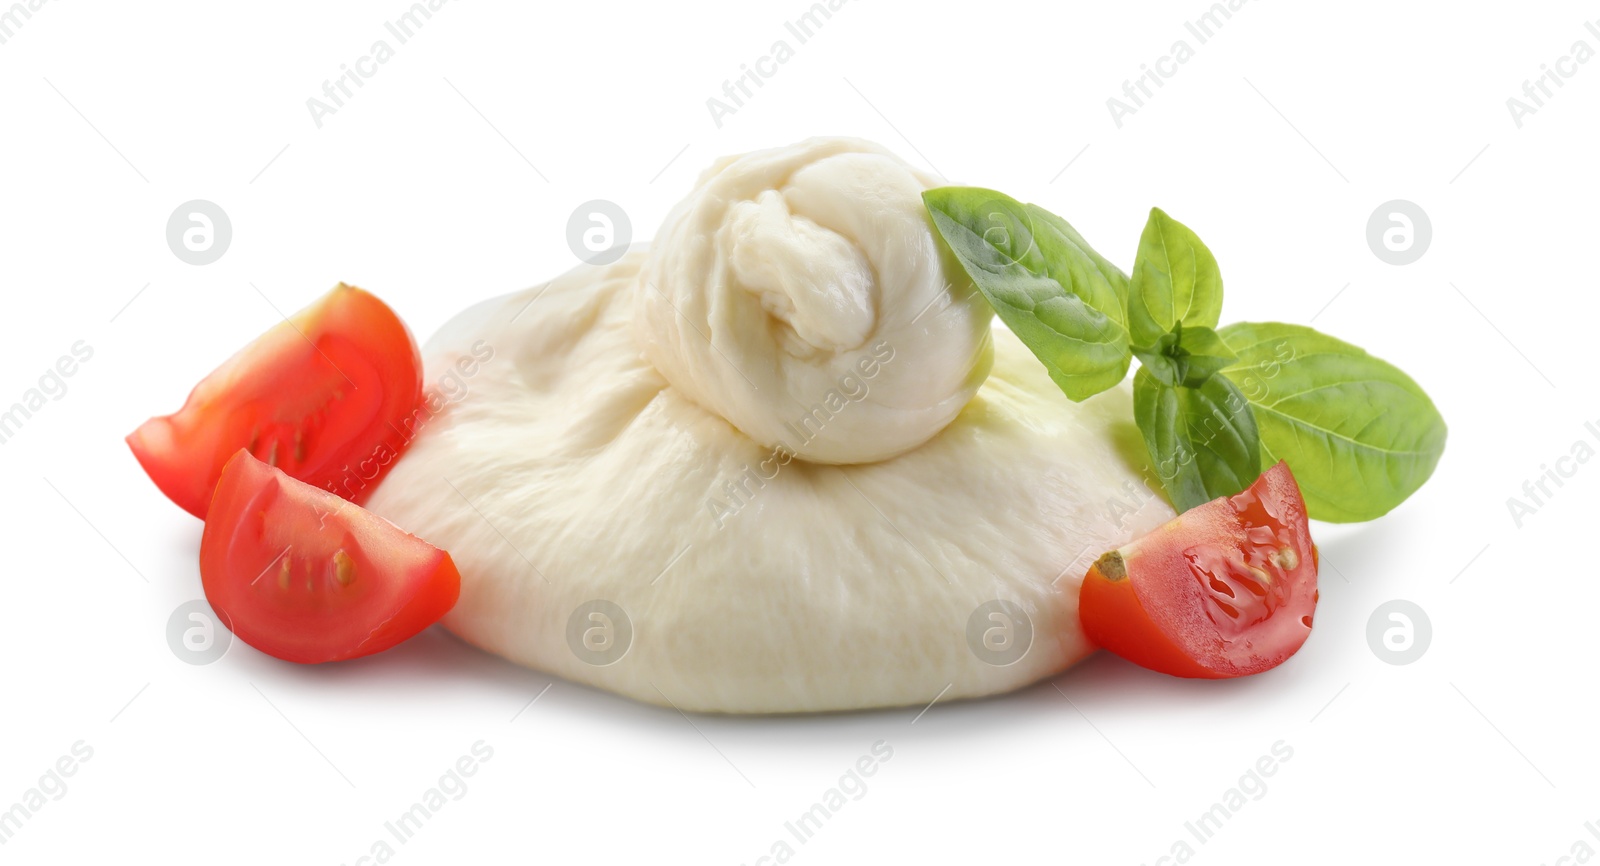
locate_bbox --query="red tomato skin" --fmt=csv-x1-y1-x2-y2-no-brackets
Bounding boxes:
1079,555,1221,679
127,417,213,520
1079,461,1318,679
200,450,460,664
127,284,423,518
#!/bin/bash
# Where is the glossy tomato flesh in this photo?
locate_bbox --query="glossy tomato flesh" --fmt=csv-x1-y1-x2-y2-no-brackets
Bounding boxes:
1079,461,1318,678
200,449,460,663
127,284,422,517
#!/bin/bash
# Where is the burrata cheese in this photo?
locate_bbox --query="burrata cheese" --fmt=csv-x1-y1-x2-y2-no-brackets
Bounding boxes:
363,138,1174,713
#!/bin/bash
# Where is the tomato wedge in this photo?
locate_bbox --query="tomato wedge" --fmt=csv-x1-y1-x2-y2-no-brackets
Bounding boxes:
200,450,460,663
127,284,423,518
1079,461,1318,678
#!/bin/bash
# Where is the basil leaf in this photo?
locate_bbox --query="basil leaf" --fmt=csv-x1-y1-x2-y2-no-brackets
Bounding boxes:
1131,324,1234,388
1174,324,1232,358
924,187,1131,401
1027,205,1131,319
1133,366,1262,512
1181,354,1235,389
1128,208,1224,350
1132,339,1183,386
1217,322,1447,523
1173,325,1235,387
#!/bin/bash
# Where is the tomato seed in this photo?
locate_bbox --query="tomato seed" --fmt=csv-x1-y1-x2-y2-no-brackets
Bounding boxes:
334,550,355,586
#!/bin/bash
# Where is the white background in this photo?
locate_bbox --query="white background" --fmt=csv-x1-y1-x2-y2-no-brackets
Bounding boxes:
0,1,1594,863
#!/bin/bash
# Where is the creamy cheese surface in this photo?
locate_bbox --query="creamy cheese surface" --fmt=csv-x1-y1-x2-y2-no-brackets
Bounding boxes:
364,138,1173,713
637,138,992,465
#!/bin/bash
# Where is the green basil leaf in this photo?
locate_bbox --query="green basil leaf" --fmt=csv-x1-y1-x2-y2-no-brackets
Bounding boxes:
1174,324,1232,359
1217,322,1447,523
1133,366,1262,512
1132,324,1234,388
1128,208,1224,350
1172,325,1235,387
924,187,1131,401
1132,339,1183,386
1181,354,1235,389
1027,205,1131,323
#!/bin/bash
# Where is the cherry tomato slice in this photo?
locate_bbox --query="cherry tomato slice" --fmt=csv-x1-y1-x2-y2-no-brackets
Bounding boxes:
200,450,460,664
128,284,422,517
1079,461,1318,678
